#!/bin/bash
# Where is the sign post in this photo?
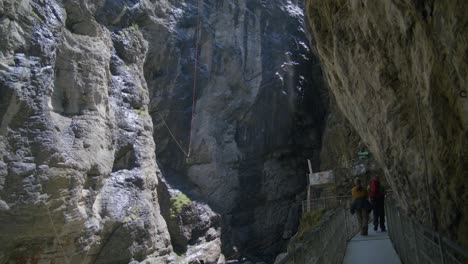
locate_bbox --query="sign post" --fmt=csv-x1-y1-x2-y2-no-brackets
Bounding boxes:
307,159,313,212
305,159,335,212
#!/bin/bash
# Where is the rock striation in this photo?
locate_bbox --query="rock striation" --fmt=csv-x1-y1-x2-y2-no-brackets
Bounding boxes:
0,0,173,262
305,0,468,248
144,0,327,260
0,0,330,263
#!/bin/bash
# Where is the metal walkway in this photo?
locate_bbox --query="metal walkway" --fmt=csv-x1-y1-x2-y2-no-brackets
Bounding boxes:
343,225,401,264
279,194,468,263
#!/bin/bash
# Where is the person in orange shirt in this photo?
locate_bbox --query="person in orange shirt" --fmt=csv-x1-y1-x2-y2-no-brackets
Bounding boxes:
351,177,372,235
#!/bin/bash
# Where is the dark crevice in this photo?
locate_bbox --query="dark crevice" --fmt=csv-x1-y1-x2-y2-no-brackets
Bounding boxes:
84,165,102,190
0,85,14,127
112,144,137,172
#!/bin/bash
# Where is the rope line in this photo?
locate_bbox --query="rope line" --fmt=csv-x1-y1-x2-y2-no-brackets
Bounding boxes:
158,113,190,157
158,0,201,158
46,205,71,264
188,0,201,157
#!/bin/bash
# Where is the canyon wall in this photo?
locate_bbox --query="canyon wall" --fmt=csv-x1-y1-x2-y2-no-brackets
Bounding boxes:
0,0,329,262
0,0,174,263
145,0,327,260
305,0,468,247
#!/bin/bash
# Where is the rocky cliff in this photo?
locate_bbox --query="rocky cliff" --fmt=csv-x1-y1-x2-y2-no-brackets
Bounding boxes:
0,0,329,263
305,0,468,248
0,0,177,263
145,0,327,261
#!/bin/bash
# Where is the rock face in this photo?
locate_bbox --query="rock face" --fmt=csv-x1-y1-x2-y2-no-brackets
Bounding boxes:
0,0,329,263
0,0,173,262
319,99,363,172
144,0,327,260
305,0,468,248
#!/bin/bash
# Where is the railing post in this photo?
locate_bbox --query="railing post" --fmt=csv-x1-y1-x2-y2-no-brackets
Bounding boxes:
412,220,421,264
438,233,446,264
403,213,411,263
344,205,349,240
401,213,408,263
395,207,406,262
386,195,468,264
302,245,306,264
402,212,410,263
293,244,298,264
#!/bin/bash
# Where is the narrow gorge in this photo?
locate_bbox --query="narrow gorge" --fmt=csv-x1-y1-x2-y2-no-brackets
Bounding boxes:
0,0,466,263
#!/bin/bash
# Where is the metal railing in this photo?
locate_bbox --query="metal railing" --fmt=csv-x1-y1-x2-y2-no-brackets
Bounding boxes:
386,196,468,264
283,193,468,264
301,195,352,213
278,197,360,264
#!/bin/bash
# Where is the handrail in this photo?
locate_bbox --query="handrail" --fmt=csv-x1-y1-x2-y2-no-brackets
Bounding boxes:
302,195,352,214
277,198,359,264
290,192,468,264
385,195,468,264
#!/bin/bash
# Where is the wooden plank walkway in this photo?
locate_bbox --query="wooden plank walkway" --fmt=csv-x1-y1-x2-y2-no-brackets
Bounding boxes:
343,226,401,264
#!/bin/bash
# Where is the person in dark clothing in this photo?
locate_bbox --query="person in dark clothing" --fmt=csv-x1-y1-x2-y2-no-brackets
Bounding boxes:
351,177,372,236
368,176,386,232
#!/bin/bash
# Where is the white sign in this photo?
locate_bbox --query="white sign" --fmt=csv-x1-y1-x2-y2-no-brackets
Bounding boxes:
308,170,334,186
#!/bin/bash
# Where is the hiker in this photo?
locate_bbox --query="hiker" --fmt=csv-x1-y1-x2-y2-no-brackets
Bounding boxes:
368,176,386,232
351,177,372,236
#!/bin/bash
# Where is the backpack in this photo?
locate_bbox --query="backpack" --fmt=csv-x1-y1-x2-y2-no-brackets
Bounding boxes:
369,177,383,198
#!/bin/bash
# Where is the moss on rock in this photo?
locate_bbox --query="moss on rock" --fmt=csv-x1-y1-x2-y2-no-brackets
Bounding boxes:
169,193,191,219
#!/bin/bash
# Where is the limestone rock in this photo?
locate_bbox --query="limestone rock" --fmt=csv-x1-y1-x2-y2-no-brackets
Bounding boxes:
145,0,328,260
305,0,468,247
319,99,364,172
273,252,288,264
185,238,223,264
0,0,172,262
166,195,221,254
0,0,330,262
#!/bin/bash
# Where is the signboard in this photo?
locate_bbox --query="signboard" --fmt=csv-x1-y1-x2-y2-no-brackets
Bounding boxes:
308,170,334,186
351,163,367,176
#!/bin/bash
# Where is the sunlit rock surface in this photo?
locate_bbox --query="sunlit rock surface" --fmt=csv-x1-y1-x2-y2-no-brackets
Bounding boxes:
0,0,329,263
0,0,173,262
144,0,327,261
305,0,468,248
